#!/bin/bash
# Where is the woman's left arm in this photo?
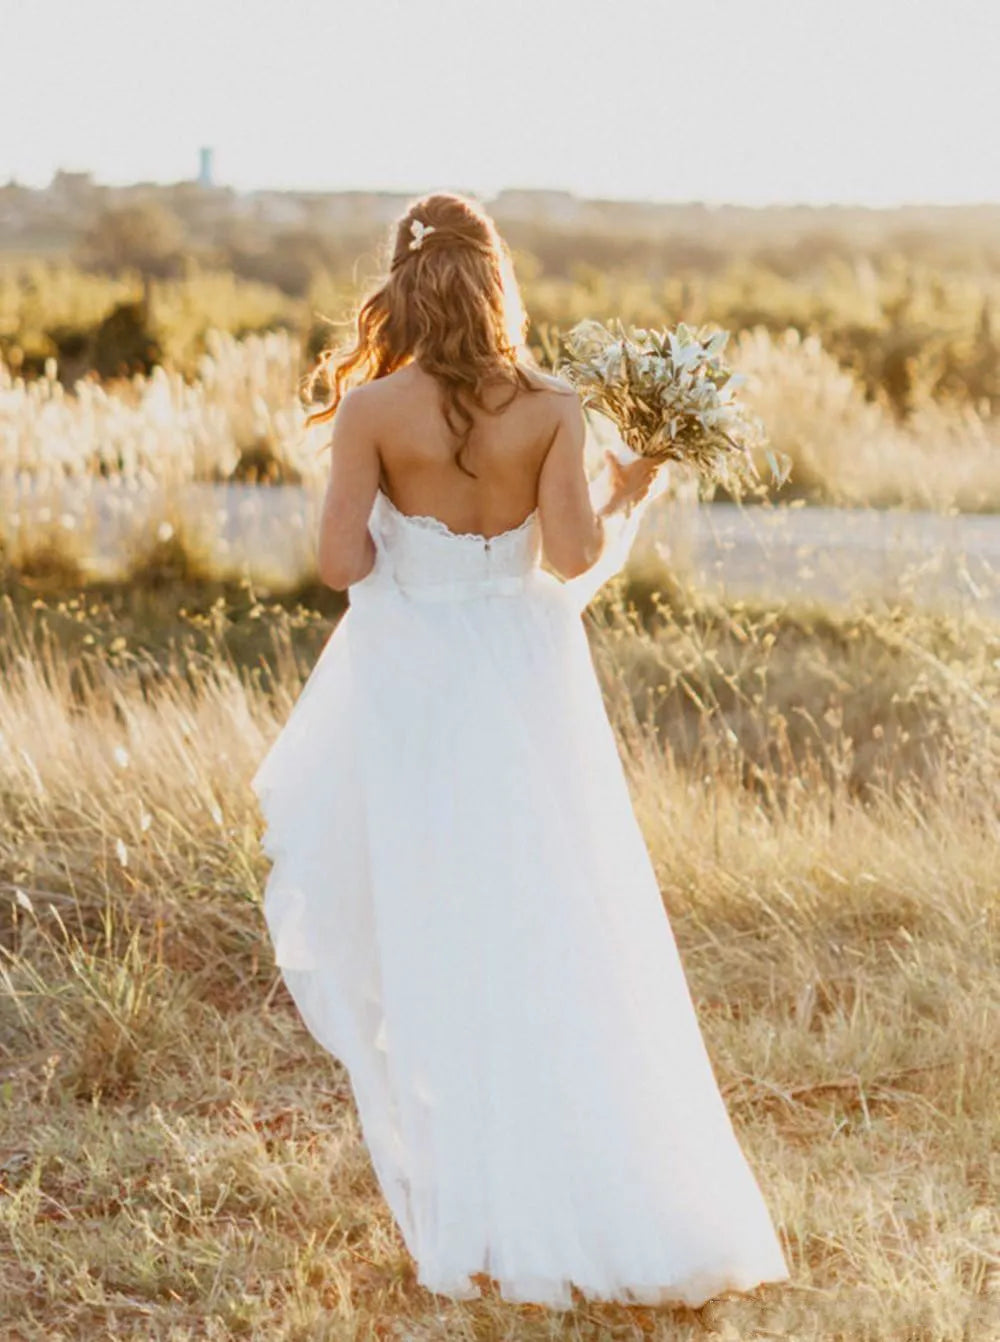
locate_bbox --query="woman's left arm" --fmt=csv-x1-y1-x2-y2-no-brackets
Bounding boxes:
316,387,381,590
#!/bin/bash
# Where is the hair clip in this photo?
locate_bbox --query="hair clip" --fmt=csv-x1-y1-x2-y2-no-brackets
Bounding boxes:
408,218,436,251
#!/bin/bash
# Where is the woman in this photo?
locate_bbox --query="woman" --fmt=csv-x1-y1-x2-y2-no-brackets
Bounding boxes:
252,191,790,1310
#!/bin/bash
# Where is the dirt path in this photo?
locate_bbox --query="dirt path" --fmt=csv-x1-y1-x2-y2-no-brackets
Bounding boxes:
7,479,1000,615
641,499,1000,617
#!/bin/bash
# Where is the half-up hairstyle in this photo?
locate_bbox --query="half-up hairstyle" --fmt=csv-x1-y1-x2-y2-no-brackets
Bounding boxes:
303,192,545,476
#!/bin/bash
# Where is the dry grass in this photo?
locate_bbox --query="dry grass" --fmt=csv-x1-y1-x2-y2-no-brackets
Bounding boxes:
1,585,998,1339
735,328,1000,511
0,329,318,490
3,327,1000,588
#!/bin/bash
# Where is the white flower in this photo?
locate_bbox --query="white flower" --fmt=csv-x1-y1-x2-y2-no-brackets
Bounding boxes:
408,219,436,251
558,316,776,487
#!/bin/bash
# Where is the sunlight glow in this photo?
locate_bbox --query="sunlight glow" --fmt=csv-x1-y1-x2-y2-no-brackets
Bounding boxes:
6,0,1000,204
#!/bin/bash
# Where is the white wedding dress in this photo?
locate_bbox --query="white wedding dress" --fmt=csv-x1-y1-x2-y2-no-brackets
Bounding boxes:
252,483,790,1309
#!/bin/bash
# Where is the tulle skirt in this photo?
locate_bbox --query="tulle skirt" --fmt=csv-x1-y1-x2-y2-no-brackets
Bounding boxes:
252,562,790,1308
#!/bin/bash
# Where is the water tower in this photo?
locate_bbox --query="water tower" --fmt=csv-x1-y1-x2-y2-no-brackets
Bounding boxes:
198,147,214,188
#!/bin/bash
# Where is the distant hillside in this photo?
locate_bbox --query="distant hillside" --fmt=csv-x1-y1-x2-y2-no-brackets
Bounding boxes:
3,173,1000,266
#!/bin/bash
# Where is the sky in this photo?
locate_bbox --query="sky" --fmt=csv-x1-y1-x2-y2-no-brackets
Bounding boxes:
4,0,1000,206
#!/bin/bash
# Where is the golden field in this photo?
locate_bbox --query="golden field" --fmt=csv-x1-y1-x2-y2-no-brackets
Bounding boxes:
4,199,1000,522
2,213,1000,1338
4,321,1000,597
1,578,998,1340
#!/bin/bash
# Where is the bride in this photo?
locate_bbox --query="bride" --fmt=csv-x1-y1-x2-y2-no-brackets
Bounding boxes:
252,191,790,1310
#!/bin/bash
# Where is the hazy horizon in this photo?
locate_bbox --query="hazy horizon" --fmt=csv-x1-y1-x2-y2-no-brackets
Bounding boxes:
8,0,1000,209
14,166,1000,214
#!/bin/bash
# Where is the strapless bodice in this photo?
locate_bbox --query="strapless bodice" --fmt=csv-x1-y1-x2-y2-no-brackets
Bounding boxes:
361,489,544,601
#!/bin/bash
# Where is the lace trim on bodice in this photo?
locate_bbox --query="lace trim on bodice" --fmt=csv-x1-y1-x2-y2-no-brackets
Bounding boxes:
377,489,539,546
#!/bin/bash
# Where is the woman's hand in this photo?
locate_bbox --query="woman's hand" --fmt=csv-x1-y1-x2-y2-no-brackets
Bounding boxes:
595,450,662,519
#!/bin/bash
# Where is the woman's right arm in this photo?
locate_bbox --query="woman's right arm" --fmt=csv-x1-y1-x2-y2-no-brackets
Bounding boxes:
537,390,659,580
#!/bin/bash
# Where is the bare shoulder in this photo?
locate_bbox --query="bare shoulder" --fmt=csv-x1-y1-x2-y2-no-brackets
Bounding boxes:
516,361,579,400
332,381,377,419
333,370,412,430
514,363,583,445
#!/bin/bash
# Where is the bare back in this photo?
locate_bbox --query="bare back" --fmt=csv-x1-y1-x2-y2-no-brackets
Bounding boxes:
365,362,568,538
316,357,632,589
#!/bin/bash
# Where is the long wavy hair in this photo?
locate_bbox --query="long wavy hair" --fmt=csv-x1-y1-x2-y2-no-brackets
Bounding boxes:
303,192,545,476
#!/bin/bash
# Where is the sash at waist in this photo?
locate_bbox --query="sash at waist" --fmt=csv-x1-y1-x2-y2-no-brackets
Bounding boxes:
349,562,562,608
395,573,532,602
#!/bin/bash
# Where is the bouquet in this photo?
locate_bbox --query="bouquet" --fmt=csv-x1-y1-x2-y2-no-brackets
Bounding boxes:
558,318,788,493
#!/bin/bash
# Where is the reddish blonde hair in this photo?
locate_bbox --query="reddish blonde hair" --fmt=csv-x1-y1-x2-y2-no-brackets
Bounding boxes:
303,191,543,476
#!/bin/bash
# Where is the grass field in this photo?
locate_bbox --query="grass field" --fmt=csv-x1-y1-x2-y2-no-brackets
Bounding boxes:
4,323,1000,568
1,575,997,1340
